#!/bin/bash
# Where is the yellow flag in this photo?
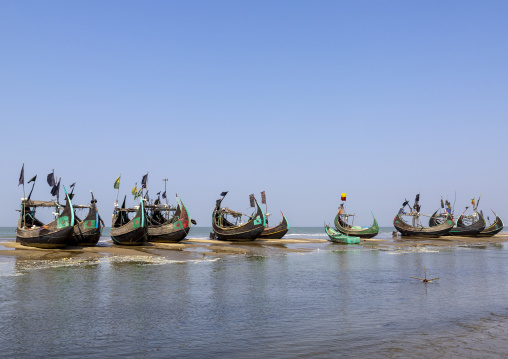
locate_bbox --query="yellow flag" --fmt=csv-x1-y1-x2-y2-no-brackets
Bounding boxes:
132,185,137,196
113,176,121,189
341,193,347,201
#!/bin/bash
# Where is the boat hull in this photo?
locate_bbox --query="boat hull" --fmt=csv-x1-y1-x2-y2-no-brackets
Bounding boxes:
16,226,73,249
69,201,102,246
258,214,289,239
69,226,102,246
212,198,266,241
476,215,504,237
214,227,264,241
448,214,486,236
148,199,191,243
394,213,454,237
325,225,360,244
16,192,75,249
111,226,147,245
148,227,190,242
429,211,488,237
111,198,147,246
334,212,379,239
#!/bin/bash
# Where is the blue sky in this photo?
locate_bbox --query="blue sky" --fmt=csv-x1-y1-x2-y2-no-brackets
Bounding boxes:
1,1,507,227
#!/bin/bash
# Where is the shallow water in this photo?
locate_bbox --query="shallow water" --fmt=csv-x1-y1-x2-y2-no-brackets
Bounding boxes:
0,228,507,358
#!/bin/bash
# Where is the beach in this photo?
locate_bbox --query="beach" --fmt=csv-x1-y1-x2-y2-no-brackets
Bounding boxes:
1,232,507,261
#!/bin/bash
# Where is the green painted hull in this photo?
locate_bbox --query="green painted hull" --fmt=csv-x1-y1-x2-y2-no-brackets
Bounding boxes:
325,225,361,244
334,212,379,238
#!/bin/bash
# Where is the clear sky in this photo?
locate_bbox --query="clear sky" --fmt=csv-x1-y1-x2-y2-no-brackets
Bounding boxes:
1,1,507,227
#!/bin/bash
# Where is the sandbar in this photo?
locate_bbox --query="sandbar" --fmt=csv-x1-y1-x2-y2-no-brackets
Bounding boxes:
0,233,505,261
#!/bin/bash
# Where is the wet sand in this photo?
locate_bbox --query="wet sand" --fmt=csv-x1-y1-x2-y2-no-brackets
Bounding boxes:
0,234,506,261
371,233,508,250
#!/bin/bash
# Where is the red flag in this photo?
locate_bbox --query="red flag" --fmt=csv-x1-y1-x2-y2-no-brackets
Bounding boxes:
249,194,255,207
341,193,347,201
261,191,266,204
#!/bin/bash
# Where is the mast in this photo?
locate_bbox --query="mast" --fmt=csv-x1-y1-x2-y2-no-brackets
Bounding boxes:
163,178,168,205
116,173,121,206
55,176,61,218
142,171,149,200
57,177,60,204
21,163,26,228
163,178,168,220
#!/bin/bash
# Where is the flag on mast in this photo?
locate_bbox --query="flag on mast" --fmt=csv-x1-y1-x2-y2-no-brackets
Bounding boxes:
141,173,148,189
132,184,138,196
261,191,266,204
28,175,37,183
249,194,255,207
341,193,347,201
114,176,121,189
47,170,55,187
18,164,24,186
51,178,60,197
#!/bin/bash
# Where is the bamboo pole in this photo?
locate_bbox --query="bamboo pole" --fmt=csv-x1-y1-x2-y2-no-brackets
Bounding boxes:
116,173,121,206
22,163,26,228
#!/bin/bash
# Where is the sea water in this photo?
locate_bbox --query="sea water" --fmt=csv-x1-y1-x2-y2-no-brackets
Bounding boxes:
0,227,507,358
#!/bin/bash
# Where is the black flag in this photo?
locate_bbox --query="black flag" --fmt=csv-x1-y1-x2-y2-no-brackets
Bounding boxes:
220,191,228,197
70,182,76,188
162,191,166,199
28,175,37,183
249,194,255,207
18,164,24,186
51,178,60,197
413,194,420,212
47,171,55,187
27,181,36,200
141,174,148,189
261,191,266,204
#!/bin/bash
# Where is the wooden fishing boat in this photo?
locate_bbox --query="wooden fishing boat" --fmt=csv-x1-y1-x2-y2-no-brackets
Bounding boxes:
212,193,266,241
16,188,75,249
69,193,103,246
429,209,486,236
110,197,148,245
394,211,454,237
325,225,360,244
255,191,289,239
334,212,379,239
258,212,289,239
393,194,454,237
476,211,504,237
147,197,191,242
